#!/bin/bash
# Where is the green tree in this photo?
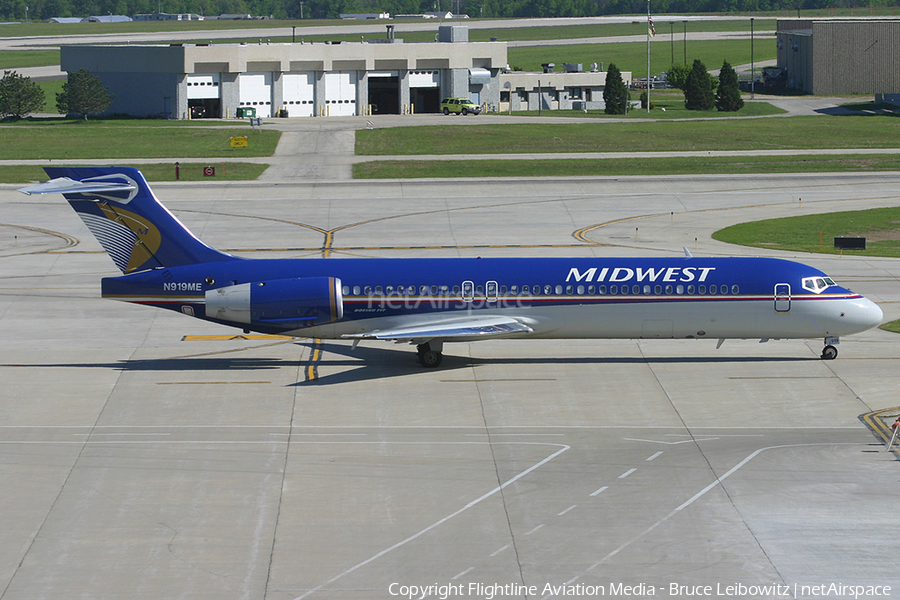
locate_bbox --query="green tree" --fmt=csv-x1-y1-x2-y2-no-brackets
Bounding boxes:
715,60,744,112
56,69,114,120
0,70,45,119
603,63,628,115
665,63,691,90
683,59,715,111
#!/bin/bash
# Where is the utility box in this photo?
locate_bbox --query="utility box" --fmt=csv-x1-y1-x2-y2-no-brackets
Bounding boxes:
438,25,468,43
834,237,866,250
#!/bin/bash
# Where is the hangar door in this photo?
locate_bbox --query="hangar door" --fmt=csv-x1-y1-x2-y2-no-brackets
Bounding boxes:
283,72,315,117
324,72,357,116
186,73,220,119
239,72,273,117
367,71,399,115
409,70,440,114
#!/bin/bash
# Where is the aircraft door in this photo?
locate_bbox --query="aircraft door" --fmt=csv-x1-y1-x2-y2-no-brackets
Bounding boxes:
462,280,474,302
774,283,791,312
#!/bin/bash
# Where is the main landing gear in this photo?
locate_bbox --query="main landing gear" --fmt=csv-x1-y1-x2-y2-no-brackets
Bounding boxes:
821,337,839,360
416,342,443,368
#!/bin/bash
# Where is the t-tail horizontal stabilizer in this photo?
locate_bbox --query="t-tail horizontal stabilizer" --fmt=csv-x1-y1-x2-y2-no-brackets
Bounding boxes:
19,167,236,274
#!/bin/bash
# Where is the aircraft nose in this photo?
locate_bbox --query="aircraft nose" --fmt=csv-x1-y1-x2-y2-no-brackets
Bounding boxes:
844,296,883,333
864,298,883,330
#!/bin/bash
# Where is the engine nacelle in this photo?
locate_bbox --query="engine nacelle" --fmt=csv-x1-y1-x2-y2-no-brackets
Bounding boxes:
205,277,343,329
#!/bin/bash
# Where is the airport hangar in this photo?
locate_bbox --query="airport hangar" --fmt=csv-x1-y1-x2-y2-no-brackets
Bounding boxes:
59,26,624,120
776,17,900,98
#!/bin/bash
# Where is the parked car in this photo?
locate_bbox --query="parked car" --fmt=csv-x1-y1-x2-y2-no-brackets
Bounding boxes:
440,97,481,115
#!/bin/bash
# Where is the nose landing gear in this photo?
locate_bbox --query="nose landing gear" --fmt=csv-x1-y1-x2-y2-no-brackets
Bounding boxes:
821,337,840,360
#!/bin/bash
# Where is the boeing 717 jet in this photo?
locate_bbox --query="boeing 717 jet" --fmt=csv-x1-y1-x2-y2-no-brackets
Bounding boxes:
20,167,883,367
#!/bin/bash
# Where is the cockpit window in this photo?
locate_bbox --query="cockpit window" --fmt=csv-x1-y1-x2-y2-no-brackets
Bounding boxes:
802,276,837,294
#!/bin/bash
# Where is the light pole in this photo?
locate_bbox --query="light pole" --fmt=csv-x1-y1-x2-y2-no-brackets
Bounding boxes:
683,20,687,64
25,5,28,22
750,17,754,98
670,22,674,67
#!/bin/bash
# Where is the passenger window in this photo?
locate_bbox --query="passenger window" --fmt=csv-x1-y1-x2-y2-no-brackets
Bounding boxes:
533,286,541,295
420,285,428,296
709,285,717,295
375,286,383,295
510,285,518,294
577,285,584,294
476,285,484,295
654,285,662,295
643,285,651,295
732,285,739,294
342,285,350,295
364,286,373,295
687,285,695,294
385,286,393,295
544,285,552,295
430,285,438,295
632,285,640,295
599,285,607,295
555,285,563,294
452,285,460,295
610,285,617,294
566,285,573,295
353,285,361,295
720,286,728,295
698,285,706,294
587,285,595,294
665,284,673,294
500,285,507,295
676,285,683,294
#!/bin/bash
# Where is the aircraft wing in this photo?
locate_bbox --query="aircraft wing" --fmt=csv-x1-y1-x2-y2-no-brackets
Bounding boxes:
342,315,533,344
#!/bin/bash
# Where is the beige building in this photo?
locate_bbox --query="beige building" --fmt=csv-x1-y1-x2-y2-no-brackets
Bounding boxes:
60,32,506,119
776,18,900,95
59,26,627,119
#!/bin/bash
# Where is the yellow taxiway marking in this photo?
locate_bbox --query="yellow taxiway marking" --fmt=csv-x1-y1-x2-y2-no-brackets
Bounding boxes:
182,334,293,341
860,406,900,445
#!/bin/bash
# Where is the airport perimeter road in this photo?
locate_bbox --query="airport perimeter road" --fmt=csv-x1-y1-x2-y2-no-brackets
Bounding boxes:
1,173,899,600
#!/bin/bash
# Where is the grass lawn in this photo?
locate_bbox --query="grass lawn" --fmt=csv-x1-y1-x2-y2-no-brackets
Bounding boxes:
0,121,280,160
712,206,900,258
356,115,900,155
353,153,900,179
508,38,776,76
7,163,268,184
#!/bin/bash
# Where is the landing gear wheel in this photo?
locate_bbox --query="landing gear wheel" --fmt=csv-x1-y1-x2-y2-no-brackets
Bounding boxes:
416,343,443,368
821,345,838,360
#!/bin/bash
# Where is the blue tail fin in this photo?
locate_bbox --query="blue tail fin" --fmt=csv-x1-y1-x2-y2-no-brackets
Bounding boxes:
21,167,235,274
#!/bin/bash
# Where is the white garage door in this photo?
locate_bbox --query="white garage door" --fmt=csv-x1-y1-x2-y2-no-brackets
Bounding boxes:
187,73,220,99
409,70,440,88
282,72,315,117
324,71,357,116
239,72,273,117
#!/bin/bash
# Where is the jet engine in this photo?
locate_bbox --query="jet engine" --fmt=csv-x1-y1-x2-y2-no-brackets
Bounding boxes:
205,277,343,328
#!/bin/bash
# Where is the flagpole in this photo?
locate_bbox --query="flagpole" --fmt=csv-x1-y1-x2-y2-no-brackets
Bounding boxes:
647,0,651,113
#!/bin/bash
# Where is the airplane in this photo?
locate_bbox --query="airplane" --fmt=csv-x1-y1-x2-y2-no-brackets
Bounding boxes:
20,166,883,368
